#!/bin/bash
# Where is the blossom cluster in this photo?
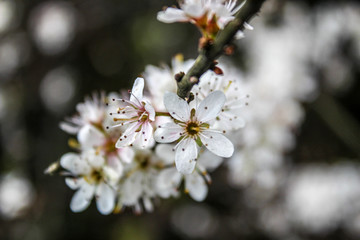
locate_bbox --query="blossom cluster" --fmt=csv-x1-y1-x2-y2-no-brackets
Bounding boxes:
54,57,249,214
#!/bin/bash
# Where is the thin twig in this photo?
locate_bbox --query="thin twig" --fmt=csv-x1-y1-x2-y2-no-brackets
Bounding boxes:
176,0,267,99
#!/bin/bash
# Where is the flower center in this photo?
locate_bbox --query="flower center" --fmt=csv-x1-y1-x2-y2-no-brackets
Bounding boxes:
85,169,104,184
186,122,200,136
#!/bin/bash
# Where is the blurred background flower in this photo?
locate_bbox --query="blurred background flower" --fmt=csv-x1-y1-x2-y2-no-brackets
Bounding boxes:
0,0,359,239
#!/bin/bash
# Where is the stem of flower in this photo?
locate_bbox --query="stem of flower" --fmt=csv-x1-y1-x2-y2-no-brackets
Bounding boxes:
155,112,172,117
176,0,267,99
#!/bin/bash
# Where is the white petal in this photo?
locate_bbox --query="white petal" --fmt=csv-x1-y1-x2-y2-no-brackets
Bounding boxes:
235,30,245,39
115,121,141,148
130,77,144,103
117,147,135,164
120,172,142,205
244,22,254,30
156,168,181,198
83,149,105,168
78,124,106,149
157,8,189,23
139,121,154,148
175,138,198,174
70,182,95,212
196,91,226,123
95,182,115,215
197,150,223,171
143,197,154,212
200,131,234,158
143,99,156,121
65,177,84,190
183,4,206,18
154,121,183,143
185,173,208,202
164,92,190,122
59,122,79,134
155,144,175,165
60,152,91,175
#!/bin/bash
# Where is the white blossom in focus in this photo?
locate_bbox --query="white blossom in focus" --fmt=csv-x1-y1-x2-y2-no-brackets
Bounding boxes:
191,69,247,131
109,78,155,149
155,91,234,174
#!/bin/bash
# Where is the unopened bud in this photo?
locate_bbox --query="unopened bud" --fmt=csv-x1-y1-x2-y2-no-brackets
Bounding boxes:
175,72,185,82
224,44,235,55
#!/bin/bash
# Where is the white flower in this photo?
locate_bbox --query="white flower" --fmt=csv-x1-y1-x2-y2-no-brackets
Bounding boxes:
156,145,223,201
154,91,234,174
108,78,155,149
157,0,248,38
60,150,120,215
117,148,168,214
157,0,241,26
191,69,247,131
60,92,106,134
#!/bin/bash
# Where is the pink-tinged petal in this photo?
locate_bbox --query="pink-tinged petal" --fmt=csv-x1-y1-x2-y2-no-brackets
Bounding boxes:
156,168,181,198
139,121,154,148
143,99,156,121
130,77,144,104
197,150,223,171
182,4,206,18
65,177,84,190
95,182,115,215
200,131,234,158
155,144,176,165
164,92,190,122
175,138,198,174
157,8,189,23
154,122,183,143
60,153,91,175
185,173,208,202
78,124,106,149
115,121,141,148
70,182,95,212
196,91,226,123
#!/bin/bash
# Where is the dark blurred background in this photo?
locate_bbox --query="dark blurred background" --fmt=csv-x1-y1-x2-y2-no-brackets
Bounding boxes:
0,0,359,239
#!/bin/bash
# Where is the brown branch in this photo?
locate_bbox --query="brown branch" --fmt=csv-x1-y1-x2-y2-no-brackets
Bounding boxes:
176,0,267,99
